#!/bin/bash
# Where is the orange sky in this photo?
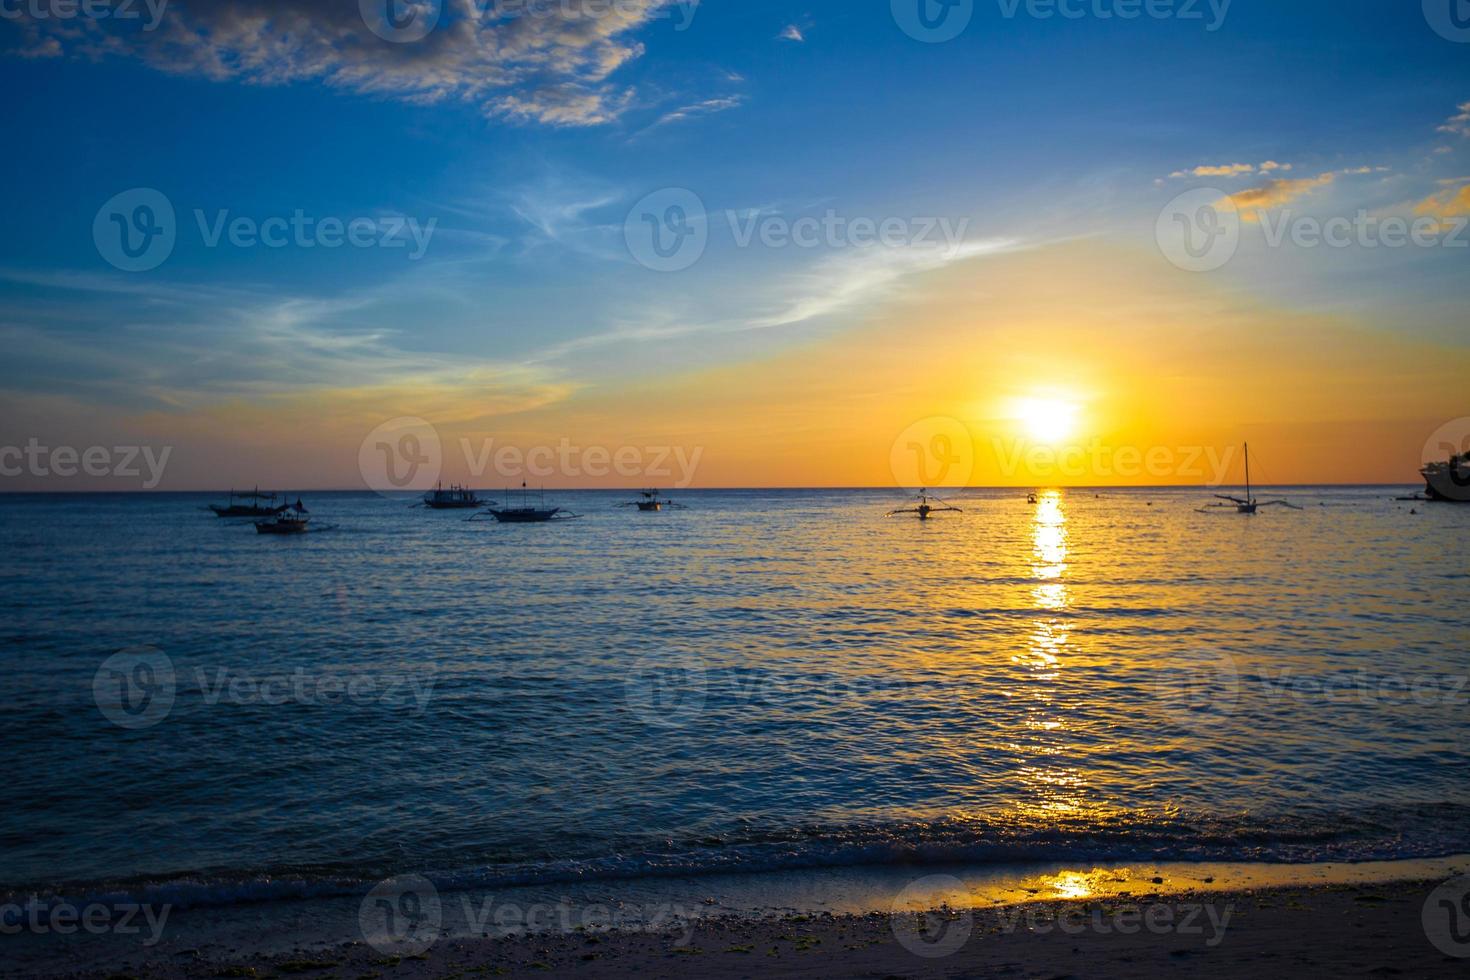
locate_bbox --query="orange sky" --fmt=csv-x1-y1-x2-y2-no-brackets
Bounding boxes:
10,242,1466,490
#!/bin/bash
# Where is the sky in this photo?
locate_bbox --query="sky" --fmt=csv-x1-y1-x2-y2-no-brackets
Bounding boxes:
1,0,1468,490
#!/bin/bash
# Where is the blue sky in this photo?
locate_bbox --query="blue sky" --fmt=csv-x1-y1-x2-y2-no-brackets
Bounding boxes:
1,0,1467,486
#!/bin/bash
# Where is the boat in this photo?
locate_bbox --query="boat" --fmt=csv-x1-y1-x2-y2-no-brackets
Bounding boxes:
254,498,312,535
209,488,285,517
420,483,483,510
887,489,964,520
620,489,685,512
1420,450,1470,502
1199,443,1300,514
472,484,580,524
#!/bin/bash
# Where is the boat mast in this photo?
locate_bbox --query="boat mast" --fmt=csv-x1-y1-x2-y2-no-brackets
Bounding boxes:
1244,443,1252,503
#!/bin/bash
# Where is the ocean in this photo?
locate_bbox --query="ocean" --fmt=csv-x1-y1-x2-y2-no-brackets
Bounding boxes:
2,486,1468,915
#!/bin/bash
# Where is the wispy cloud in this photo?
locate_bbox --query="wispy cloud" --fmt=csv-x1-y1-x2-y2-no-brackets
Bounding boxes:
1169,161,1293,180
1439,101,1470,139
651,95,745,128
748,238,1022,330
779,24,806,42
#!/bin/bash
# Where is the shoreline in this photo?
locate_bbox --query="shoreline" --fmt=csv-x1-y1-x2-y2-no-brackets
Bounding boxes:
13,854,1470,977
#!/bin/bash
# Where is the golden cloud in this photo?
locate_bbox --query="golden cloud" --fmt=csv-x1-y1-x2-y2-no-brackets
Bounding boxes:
1230,173,1335,221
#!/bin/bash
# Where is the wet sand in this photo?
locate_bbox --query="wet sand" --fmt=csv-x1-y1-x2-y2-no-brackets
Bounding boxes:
31,875,1470,979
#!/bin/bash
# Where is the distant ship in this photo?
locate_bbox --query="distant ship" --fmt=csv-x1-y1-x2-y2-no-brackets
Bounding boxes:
1421,451,1470,503
421,483,483,510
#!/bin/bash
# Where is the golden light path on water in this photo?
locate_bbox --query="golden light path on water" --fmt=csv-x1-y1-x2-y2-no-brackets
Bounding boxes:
1014,490,1087,819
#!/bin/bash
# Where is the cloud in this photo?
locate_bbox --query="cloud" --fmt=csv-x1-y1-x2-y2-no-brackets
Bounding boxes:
1229,172,1335,218
748,238,1022,330
779,24,805,42
1168,161,1293,180
1413,182,1470,230
5,0,685,126
1439,101,1470,138
650,95,745,128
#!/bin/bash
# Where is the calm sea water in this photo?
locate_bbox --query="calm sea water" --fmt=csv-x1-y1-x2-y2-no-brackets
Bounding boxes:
2,487,1468,908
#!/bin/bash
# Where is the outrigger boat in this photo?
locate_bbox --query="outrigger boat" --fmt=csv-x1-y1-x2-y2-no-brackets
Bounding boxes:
254,498,313,535
887,489,964,520
209,488,285,518
620,489,685,512
1199,443,1301,514
419,483,483,510
471,484,580,524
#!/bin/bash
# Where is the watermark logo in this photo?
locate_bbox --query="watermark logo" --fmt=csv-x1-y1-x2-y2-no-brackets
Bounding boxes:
360,875,443,956
1423,875,1470,957
624,650,708,727
625,188,708,272
360,0,442,42
890,417,975,488
890,876,974,958
1424,0,1470,42
1152,649,1239,730
1156,187,1239,272
94,188,176,273
892,0,973,42
359,417,443,494
93,646,176,729
1421,416,1470,473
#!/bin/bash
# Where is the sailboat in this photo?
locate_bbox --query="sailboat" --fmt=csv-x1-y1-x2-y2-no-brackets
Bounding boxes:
1200,443,1300,514
887,489,964,520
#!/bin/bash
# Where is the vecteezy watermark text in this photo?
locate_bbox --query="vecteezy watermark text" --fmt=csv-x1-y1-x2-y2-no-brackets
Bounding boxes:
624,188,972,272
0,439,171,488
459,438,703,487
359,0,700,44
888,874,1233,959
0,899,171,946
0,0,168,30
357,874,697,957
94,188,437,272
892,0,1230,43
358,417,706,494
1156,188,1468,272
94,648,437,729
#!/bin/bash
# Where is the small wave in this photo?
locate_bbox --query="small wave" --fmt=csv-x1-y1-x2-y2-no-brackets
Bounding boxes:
10,804,1469,915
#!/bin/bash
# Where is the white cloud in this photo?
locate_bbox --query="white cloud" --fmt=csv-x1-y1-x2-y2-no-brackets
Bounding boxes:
652,95,744,127
1439,101,1470,138
779,24,805,42
1168,161,1294,180
6,0,685,127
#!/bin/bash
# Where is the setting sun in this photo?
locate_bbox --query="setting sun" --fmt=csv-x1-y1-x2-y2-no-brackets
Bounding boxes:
1015,397,1081,444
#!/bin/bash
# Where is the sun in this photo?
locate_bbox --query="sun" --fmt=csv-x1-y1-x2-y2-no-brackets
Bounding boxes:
1015,397,1080,444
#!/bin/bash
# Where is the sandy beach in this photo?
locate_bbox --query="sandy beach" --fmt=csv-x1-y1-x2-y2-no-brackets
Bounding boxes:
19,870,1469,979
